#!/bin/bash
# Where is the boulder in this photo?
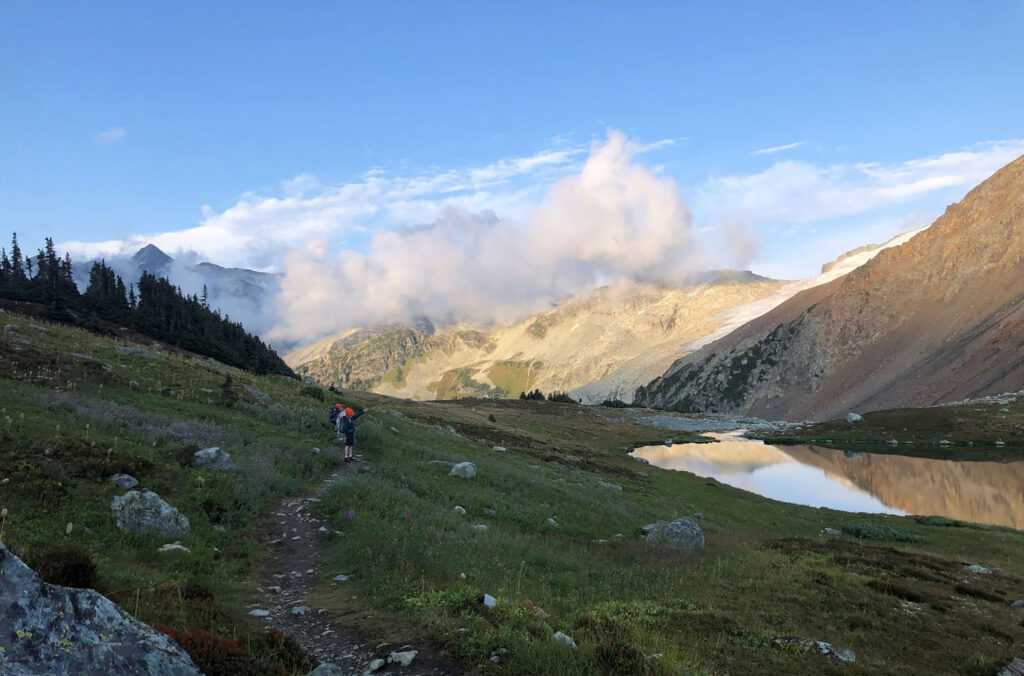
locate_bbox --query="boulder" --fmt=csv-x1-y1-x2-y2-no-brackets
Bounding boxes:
551,631,577,650
307,664,344,676
999,658,1024,676
453,506,467,515
598,481,622,492
388,650,418,667
110,473,139,490
492,445,507,452
0,540,200,674
191,447,237,471
845,412,862,423
110,490,189,538
3,324,19,333
449,462,477,479
644,517,705,552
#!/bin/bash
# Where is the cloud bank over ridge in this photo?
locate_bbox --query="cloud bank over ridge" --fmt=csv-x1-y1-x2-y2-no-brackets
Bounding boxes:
268,131,705,343
58,132,1024,346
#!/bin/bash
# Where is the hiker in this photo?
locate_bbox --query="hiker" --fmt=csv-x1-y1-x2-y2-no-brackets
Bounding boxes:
329,403,343,428
338,406,368,462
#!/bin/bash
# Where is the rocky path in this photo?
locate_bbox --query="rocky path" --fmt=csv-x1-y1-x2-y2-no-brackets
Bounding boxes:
249,453,460,676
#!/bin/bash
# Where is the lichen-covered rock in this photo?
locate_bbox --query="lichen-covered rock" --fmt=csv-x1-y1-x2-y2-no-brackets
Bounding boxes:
449,462,477,479
0,540,200,675
110,490,189,538
644,517,705,552
110,473,139,490
191,447,238,471
551,631,577,649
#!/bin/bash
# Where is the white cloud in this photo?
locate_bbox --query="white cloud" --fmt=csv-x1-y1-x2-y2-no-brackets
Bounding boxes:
699,139,1024,227
60,130,1024,345
61,143,586,268
93,127,126,144
281,172,320,197
753,141,806,155
266,131,707,343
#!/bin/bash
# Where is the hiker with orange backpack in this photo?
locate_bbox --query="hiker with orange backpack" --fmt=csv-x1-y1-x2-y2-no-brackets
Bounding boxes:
337,406,368,462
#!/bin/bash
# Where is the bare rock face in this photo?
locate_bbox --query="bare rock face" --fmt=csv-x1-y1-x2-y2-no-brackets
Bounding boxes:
111,490,190,538
638,153,1024,421
0,540,200,675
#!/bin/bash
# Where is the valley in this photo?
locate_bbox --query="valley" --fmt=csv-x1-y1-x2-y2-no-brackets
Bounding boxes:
2,314,1023,674
286,274,786,404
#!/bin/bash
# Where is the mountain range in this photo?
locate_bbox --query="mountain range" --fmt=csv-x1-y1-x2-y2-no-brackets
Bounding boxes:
79,244,282,331
635,153,1024,420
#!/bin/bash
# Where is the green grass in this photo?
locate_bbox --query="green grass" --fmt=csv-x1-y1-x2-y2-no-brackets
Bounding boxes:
487,361,537,398
311,400,1024,674
752,401,1024,462
3,313,1024,674
0,315,358,672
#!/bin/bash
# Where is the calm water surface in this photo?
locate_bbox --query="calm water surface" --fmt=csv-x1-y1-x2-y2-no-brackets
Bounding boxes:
632,431,1024,529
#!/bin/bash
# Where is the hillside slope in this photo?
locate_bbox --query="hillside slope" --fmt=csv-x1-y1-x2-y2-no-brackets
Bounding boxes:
636,154,1024,421
286,274,786,402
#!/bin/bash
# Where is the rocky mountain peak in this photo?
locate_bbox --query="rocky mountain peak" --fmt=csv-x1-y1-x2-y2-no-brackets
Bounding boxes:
636,153,1024,420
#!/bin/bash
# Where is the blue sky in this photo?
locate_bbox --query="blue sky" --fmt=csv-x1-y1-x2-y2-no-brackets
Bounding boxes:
2,2,1023,314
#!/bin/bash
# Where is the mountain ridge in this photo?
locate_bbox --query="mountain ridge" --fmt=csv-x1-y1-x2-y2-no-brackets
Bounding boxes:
286,272,788,402
636,153,1024,420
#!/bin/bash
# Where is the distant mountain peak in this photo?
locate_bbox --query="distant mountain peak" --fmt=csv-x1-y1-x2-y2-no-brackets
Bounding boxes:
132,244,173,273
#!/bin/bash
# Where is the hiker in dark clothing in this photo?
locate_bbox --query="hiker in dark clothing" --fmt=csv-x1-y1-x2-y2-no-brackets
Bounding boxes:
338,407,368,461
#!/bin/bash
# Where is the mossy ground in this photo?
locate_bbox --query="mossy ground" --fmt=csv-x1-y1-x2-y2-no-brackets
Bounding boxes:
1,313,1023,674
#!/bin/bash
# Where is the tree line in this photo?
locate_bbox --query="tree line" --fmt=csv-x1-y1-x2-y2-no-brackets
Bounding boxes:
0,233,295,377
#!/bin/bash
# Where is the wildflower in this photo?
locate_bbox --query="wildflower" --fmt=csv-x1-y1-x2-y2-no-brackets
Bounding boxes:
348,508,355,520
403,507,412,520
66,522,73,536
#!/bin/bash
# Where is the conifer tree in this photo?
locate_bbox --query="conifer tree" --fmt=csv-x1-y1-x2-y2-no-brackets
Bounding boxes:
10,233,24,282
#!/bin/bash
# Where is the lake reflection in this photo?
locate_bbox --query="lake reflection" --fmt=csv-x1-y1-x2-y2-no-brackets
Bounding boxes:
632,431,1024,529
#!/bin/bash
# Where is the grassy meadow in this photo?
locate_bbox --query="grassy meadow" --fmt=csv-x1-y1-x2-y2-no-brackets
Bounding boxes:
1,311,1023,674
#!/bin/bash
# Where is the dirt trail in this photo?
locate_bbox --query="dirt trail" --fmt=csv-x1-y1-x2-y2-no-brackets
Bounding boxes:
250,453,461,676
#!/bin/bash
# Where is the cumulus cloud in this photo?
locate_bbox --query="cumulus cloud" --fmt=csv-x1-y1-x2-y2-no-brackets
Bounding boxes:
60,130,1024,346
267,131,705,343
93,127,126,144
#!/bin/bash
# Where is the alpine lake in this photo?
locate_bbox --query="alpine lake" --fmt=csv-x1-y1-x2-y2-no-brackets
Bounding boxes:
632,431,1024,530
